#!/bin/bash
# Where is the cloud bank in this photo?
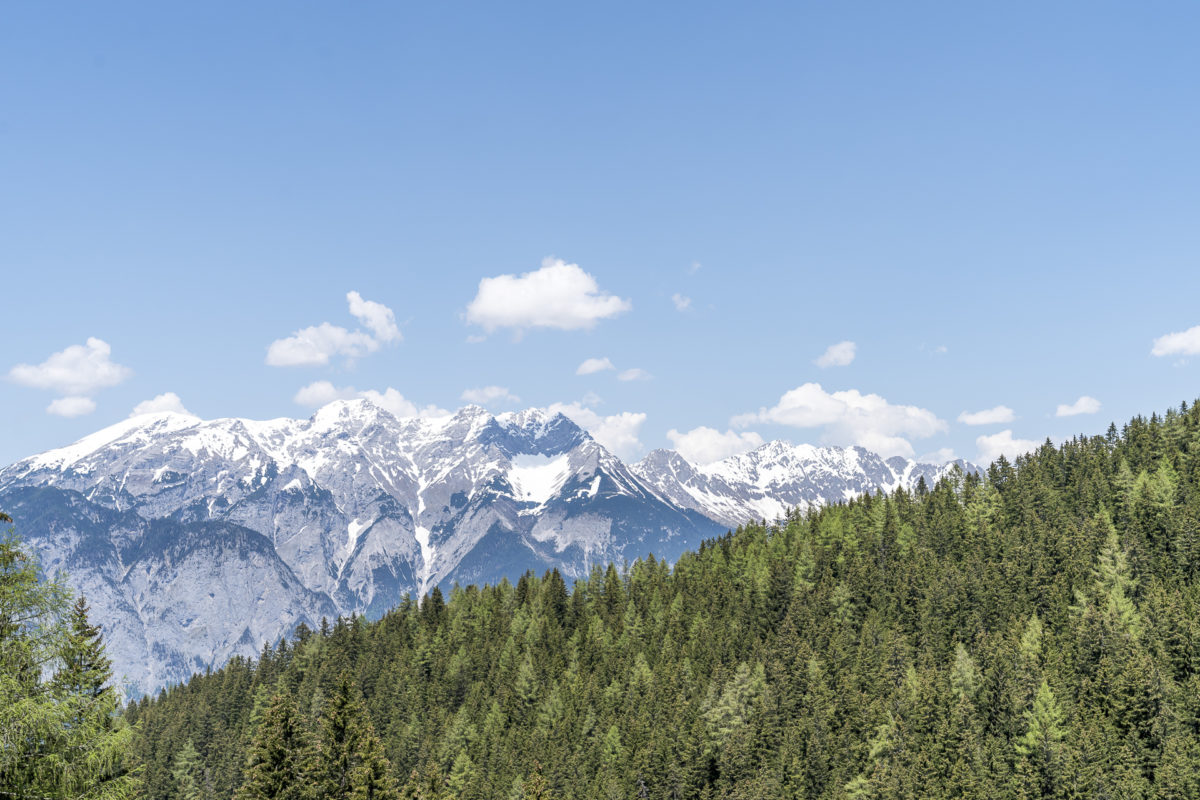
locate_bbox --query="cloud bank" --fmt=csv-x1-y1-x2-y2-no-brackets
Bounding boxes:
733,382,946,459
667,427,764,465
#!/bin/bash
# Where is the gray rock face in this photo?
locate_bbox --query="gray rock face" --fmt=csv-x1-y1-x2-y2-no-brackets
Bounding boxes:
0,400,975,693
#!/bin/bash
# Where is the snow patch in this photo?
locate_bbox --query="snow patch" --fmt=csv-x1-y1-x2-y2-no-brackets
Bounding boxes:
508,454,571,505
346,517,369,553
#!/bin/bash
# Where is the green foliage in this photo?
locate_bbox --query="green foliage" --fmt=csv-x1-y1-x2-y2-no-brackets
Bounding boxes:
0,521,138,799
129,399,1200,798
234,691,311,800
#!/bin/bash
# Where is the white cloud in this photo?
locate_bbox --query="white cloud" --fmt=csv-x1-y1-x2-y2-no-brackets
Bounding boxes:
360,388,450,419
293,381,449,418
957,405,1015,425
667,427,765,466
976,429,1040,464
671,293,692,312
9,338,132,396
546,401,646,461
918,447,957,464
266,322,380,367
576,357,616,375
461,386,520,406
617,368,652,382
47,396,96,417
731,382,946,459
347,291,401,343
465,258,631,334
293,380,358,406
1056,396,1101,417
130,392,192,417
267,293,400,367
815,340,856,368
1151,324,1200,357
688,261,702,274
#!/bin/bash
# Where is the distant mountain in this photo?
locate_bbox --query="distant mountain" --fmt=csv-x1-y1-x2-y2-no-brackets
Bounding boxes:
0,400,974,691
633,441,976,527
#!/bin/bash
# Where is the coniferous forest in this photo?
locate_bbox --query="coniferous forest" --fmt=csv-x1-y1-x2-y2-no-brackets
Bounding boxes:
10,400,1200,798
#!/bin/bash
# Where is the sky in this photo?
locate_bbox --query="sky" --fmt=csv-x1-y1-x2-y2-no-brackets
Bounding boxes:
3,2,1200,469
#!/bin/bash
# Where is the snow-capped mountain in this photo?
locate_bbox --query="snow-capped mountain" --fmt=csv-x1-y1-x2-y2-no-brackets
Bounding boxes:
0,400,975,691
0,401,720,689
633,441,976,528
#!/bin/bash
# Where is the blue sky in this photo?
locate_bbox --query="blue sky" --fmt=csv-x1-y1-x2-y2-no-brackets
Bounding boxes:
3,2,1200,468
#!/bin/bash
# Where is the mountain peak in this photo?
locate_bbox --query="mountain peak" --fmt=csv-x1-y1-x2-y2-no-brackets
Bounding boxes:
311,395,391,419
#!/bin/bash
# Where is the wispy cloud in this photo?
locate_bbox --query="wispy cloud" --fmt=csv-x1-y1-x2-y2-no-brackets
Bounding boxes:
957,405,1015,425
576,357,616,375
815,341,856,368
47,396,96,418
461,386,520,406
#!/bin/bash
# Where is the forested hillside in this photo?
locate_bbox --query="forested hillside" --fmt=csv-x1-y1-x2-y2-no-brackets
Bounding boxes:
128,402,1200,799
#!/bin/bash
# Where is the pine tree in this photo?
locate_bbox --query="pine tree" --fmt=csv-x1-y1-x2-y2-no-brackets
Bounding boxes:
0,524,137,800
310,673,399,800
1014,680,1066,798
172,740,208,800
236,691,312,800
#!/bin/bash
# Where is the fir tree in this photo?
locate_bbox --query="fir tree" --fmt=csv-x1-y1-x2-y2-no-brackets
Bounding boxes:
236,691,311,800
0,523,137,800
310,674,399,800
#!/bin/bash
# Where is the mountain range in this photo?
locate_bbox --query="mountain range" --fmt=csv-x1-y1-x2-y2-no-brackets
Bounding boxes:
0,400,974,690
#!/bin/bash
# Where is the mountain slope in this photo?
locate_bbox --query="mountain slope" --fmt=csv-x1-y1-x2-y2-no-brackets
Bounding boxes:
633,440,976,527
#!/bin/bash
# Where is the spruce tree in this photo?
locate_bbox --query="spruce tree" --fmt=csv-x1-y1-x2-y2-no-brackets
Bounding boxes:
310,673,398,800
172,740,208,800
236,691,312,800
0,523,137,800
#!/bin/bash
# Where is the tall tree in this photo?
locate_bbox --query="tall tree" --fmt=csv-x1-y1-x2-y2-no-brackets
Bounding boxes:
236,691,312,800
310,673,399,800
0,520,137,800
